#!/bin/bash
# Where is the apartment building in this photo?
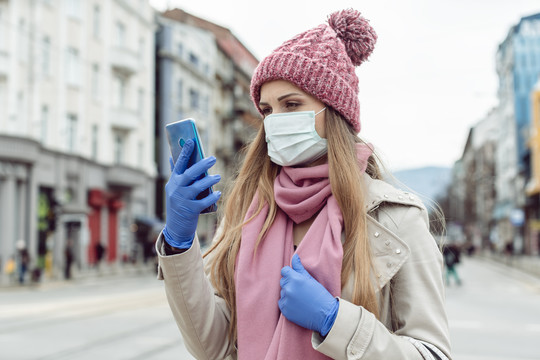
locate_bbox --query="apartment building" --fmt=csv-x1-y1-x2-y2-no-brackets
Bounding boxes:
156,9,259,245
0,0,156,279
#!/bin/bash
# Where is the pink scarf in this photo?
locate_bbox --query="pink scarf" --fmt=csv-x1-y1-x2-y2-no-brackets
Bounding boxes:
235,144,373,359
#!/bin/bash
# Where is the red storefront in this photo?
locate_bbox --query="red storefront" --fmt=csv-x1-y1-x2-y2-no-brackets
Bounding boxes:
87,189,124,264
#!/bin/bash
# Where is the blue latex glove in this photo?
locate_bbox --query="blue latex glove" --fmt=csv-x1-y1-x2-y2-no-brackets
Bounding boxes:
279,254,339,336
163,139,221,249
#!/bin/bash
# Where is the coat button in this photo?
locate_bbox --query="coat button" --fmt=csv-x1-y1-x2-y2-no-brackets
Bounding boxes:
396,249,402,254
398,195,403,200
384,194,389,198
374,232,380,237
409,195,414,200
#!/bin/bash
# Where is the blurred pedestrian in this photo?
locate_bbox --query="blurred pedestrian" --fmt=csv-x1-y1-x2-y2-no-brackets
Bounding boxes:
64,239,74,280
443,243,462,286
157,9,451,360
17,240,30,284
95,242,105,269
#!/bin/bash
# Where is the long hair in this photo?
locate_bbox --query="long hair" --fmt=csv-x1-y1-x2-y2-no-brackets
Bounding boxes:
204,107,382,345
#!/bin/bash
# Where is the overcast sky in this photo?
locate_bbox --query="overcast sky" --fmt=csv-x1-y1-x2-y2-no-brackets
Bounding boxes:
150,0,540,171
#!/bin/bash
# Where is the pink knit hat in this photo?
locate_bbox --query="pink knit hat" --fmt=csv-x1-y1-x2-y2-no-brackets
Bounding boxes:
250,9,377,133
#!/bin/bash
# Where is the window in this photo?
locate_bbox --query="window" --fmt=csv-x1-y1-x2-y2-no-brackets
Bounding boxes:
189,88,199,110
0,4,6,51
92,64,99,99
18,19,27,62
66,114,77,152
202,95,209,115
17,92,25,128
114,132,125,164
116,21,125,47
67,0,80,19
177,80,183,105
91,125,98,160
113,74,127,108
41,105,48,144
0,180,3,237
139,37,145,66
138,141,144,165
0,81,6,125
138,88,144,116
66,47,79,86
177,43,184,58
93,5,100,38
189,52,199,68
42,37,50,76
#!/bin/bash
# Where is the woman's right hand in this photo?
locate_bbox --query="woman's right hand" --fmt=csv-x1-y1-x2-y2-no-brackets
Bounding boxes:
163,139,221,249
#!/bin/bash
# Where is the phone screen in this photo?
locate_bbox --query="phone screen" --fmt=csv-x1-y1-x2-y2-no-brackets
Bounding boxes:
165,119,217,213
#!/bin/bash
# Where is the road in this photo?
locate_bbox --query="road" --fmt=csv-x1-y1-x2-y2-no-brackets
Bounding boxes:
0,272,194,360
1,257,539,360
446,256,540,360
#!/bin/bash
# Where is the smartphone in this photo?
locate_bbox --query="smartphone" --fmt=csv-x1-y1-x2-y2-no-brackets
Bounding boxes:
165,118,217,213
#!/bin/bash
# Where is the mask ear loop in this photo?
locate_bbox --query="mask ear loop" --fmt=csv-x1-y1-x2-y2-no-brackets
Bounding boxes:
315,107,327,116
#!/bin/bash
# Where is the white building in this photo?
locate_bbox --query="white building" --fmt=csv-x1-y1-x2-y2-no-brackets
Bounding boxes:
0,0,156,281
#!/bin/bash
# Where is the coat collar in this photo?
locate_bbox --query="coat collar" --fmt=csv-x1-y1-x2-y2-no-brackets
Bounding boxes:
363,173,425,214
362,174,426,290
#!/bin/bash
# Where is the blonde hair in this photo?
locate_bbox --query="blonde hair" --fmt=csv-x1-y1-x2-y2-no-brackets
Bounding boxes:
204,108,382,344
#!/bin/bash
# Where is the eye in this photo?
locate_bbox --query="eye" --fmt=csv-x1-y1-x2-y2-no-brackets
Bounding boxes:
261,107,272,116
285,102,301,111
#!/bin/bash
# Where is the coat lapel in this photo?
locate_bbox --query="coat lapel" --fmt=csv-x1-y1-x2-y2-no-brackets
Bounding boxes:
362,174,426,290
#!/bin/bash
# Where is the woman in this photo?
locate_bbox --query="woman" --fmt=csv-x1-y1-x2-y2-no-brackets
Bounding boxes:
157,9,451,360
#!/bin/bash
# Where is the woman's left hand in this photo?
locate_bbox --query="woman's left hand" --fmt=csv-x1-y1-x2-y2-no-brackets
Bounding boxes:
279,254,339,336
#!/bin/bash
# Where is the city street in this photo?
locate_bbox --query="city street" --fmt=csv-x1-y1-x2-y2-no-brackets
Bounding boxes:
446,256,540,360
1,257,540,360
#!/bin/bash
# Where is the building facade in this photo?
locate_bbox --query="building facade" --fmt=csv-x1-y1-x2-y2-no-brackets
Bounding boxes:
156,9,259,245
443,13,540,256
0,0,156,280
525,80,540,255
472,109,498,250
493,13,540,253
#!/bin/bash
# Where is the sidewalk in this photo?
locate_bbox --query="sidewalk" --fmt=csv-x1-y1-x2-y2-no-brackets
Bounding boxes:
0,261,157,291
477,251,540,280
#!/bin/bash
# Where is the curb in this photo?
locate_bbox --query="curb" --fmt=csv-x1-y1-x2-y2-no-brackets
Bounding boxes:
475,252,540,284
0,263,157,291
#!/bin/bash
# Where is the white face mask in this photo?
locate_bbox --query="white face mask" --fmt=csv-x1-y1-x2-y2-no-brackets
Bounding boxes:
264,108,327,166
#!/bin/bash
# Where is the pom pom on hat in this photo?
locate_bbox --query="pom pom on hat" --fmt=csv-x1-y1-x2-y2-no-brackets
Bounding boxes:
328,9,377,66
250,9,377,133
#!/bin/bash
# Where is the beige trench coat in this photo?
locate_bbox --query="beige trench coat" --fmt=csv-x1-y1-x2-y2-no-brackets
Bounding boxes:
156,174,452,360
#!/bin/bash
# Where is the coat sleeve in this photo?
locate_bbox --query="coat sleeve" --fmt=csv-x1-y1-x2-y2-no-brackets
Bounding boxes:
311,206,452,360
156,234,235,360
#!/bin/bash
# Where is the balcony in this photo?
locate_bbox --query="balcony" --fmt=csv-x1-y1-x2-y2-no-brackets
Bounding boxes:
110,108,138,131
106,165,146,188
110,46,138,75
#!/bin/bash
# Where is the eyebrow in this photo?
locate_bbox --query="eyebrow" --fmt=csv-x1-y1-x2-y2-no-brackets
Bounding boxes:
259,92,304,106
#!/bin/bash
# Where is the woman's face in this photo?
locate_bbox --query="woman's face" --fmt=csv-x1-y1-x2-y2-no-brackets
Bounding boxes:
259,80,327,138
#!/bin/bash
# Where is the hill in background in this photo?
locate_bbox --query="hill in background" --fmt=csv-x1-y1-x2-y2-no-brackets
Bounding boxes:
391,166,452,207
